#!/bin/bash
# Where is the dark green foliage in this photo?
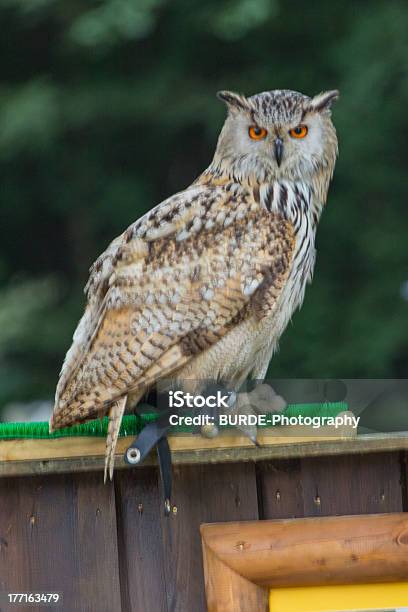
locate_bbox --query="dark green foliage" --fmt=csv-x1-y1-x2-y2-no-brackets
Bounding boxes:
0,0,407,410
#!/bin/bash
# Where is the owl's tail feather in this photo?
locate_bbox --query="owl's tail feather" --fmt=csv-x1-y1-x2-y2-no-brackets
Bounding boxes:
104,395,128,483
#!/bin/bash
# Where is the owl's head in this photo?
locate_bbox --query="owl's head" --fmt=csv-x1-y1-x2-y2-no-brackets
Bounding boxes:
214,88,338,195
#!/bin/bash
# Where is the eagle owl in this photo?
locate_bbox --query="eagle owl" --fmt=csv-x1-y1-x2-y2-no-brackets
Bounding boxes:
50,88,339,480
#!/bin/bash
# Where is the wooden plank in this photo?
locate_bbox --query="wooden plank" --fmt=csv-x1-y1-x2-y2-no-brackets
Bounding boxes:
202,540,268,612
160,462,259,612
201,513,408,588
257,459,304,519
2,432,408,477
300,452,404,516
74,472,122,611
259,452,404,519
402,451,408,512
0,425,355,462
114,467,168,612
0,473,78,612
0,473,122,612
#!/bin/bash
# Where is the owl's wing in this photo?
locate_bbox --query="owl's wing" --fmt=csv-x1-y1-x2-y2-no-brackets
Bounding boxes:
52,183,294,429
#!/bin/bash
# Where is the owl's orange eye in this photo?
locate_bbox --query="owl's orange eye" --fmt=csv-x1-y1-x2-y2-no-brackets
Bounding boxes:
248,126,268,140
289,125,308,139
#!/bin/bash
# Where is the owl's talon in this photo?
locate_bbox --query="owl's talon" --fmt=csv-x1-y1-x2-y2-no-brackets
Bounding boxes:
224,385,287,444
201,422,219,438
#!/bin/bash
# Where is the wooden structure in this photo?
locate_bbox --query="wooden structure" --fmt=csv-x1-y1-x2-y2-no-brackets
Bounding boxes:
201,513,408,611
0,432,408,611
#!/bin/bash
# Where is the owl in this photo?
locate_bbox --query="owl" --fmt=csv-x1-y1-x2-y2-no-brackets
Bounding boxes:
50,88,339,480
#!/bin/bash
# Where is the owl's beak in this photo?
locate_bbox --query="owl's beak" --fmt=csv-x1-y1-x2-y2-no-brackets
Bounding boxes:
274,138,284,167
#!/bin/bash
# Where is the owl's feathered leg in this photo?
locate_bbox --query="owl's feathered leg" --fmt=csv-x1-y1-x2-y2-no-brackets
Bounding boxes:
237,384,286,441
104,395,127,483
197,379,285,442
220,384,286,443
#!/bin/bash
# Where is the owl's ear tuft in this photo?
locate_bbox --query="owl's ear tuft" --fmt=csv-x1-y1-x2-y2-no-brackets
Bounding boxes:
217,90,249,114
310,90,339,112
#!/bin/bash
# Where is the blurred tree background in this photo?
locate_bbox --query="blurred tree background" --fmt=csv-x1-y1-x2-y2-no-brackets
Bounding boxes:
0,0,407,418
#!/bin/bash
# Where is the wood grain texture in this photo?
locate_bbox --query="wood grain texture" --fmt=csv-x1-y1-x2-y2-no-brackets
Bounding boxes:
257,458,303,519
2,432,408,477
202,541,268,612
259,451,404,519
114,467,167,612
0,473,122,612
160,462,259,612
201,513,408,588
401,451,408,512
300,452,404,516
0,474,77,612
0,452,405,611
0,426,356,462
74,472,122,611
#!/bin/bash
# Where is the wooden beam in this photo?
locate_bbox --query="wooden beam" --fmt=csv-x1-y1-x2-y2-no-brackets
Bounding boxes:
201,513,408,590
0,423,355,462
202,540,268,612
0,431,408,477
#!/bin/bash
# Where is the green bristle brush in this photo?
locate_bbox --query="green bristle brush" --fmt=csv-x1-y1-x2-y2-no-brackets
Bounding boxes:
0,402,348,440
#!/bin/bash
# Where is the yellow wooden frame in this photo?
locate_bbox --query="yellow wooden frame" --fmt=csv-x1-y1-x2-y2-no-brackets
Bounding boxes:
269,582,408,611
200,513,408,612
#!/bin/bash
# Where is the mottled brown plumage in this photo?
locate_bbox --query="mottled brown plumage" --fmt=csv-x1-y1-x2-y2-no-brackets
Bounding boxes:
51,88,339,479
